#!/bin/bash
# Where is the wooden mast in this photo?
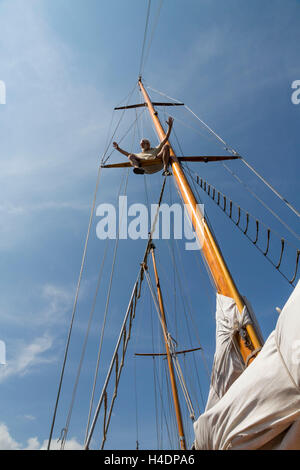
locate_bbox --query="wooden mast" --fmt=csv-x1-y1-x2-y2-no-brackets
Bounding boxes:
149,243,187,450
138,77,262,364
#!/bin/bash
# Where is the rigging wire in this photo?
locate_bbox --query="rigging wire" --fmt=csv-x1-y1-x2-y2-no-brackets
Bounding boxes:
155,241,209,410
137,177,176,449
147,285,160,449
156,124,220,410
48,83,142,449
139,0,152,78
148,274,169,450
167,365,179,449
156,88,300,287
55,71,300,448
134,355,139,449
168,177,179,340
101,83,137,165
172,354,195,421
85,169,130,442
240,157,300,219
47,164,103,451
60,167,132,448
147,243,173,449
83,175,168,448
55,84,148,448
145,83,300,219
102,107,147,165
171,125,249,387
183,162,250,373
138,0,164,79
186,166,300,286
133,277,159,449
150,241,199,428
59,236,110,450
142,0,164,70
222,163,300,243
143,261,198,444
159,359,174,448
85,271,142,450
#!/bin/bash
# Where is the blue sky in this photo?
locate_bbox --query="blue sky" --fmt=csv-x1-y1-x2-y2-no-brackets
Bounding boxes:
0,0,299,450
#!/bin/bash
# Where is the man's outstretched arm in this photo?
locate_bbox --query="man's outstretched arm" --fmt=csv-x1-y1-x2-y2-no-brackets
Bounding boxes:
113,142,130,157
159,116,174,147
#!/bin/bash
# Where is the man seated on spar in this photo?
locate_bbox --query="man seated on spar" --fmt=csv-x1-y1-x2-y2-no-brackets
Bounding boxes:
113,117,174,176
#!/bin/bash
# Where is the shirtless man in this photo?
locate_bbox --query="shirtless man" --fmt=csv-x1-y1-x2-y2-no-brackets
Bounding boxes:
113,117,174,176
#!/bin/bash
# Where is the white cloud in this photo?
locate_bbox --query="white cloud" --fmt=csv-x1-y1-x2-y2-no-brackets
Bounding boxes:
0,201,89,216
0,0,108,176
0,0,111,252
0,423,21,450
40,438,82,450
24,437,40,450
0,334,54,383
0,282,76,329
0,422,82,450
40,284,75,326
23,415,36,421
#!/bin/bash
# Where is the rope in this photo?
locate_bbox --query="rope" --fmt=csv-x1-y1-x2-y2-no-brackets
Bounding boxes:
49,83,142,449
144,268,168,339
149,177,167,239
84,276,141,449
222,163,300,243
143,248,197,429
145,84,230,148
144,265,196,442
84,175,167,448
154,356,173,448
145,82,300,219
147,276,165,448
60,237,110,450
187,168,299,286
173,100,300,285
172,355,195,421
47,165,102,450
102,107,147,165
240,157,300,218
142,0,164,69
101,83,138,165
150,320,161,448
134,356,139,450
183,163,265,371
139,0,152,78
162,243,208,411
85,169,129,442
170,128,220,392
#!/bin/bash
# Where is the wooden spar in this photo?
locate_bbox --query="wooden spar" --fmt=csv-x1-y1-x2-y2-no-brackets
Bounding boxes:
149,244,187,451
114,101,184,110
135,347,202,357
101,155,241,169
138,78,262,364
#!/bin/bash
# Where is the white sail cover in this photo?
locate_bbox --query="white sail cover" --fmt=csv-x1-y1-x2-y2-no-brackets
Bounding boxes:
194,281,300,450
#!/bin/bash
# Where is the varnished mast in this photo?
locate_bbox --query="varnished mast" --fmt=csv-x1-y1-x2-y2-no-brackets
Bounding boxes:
149,244,187,450
138,77,262,364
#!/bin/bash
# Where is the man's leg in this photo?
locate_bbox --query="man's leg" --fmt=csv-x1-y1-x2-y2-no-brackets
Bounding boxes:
157,144,171,175
128,154,142,168
128,154,145,174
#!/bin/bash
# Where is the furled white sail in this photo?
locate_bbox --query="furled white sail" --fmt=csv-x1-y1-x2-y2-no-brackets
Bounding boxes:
194,281,300,450
204,293,262,412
